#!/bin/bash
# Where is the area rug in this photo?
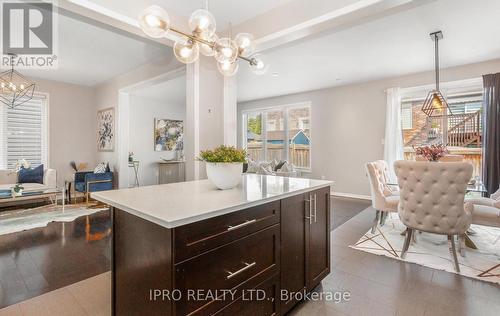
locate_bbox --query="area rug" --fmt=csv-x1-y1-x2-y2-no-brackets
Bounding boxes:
350,213,500,285
0,204,109,236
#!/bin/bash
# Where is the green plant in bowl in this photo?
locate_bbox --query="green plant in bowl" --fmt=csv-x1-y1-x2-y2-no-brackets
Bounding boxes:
198,146,247,190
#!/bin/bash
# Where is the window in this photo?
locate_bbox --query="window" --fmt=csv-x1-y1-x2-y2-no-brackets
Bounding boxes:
243,103,311,170
400,87,483,179
0,94,48,170
401,105,413,130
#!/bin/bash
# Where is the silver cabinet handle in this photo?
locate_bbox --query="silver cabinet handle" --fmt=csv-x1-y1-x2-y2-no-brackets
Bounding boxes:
314,194,318,223
305,195,313,225
226,261,256,279
227,219,256,231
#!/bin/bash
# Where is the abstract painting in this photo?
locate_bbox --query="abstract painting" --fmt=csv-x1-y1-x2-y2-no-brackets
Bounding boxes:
154,119,183,152
97,108,115,152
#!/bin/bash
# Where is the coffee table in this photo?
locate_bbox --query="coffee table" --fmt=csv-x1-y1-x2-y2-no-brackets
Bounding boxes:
0,188,65,210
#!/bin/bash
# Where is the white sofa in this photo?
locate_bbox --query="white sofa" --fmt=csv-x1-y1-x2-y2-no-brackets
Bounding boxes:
0,169,57,192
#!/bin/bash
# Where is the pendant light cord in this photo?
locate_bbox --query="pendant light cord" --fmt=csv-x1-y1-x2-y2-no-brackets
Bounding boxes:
435,33,440,92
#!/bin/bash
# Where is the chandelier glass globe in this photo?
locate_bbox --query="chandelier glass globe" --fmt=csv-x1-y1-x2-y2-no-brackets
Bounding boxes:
188,9,216,40
138,5,170,38
200,34,218,57
174,39,200,64
217,61,239,76
234,33,255,57
249,54,269,75
214,38,238,63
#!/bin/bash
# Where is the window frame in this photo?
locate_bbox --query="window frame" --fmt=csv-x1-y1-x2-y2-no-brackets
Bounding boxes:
242,101,312,172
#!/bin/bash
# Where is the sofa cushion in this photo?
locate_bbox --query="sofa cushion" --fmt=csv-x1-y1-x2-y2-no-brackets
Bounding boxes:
0,170,18,185
18,165,44,184
0,183,48,192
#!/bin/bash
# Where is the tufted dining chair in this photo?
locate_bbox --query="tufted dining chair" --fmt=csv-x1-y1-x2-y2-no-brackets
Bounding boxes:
466,186,500,228
394,160,473,272
365,160,400,234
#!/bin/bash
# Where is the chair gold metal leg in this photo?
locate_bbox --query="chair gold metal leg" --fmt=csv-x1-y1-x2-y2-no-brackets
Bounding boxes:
371,210,380,234
401,228,413,259
447,235,460,272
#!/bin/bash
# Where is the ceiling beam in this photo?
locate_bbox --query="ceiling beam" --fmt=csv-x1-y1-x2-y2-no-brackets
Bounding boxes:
231,0,436,52
57,0,189,47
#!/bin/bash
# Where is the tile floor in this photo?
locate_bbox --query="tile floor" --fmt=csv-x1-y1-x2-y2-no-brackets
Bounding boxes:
2,197,499,315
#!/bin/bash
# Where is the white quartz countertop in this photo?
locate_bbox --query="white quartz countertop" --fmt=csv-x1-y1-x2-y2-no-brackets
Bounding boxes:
92,174,333,228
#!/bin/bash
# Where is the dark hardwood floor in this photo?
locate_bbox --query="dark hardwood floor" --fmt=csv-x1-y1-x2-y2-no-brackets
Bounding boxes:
331,196,371,230
0,209,111,308
0,196,369,309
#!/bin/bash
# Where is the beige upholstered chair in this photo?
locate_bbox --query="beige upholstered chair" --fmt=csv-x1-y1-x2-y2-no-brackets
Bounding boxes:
394,160,473,272
365,161,399,234
466,187,500,228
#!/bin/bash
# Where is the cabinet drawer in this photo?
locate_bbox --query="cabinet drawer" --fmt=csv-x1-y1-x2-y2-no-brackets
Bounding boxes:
215,274,279,316
174,224,280,315
174,201,280,262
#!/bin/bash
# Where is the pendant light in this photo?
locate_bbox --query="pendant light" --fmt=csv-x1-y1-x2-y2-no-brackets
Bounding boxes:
138,2,269,77
421,31,451,117
0,54,36,109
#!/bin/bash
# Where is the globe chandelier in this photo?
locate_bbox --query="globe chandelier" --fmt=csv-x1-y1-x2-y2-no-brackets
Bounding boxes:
138,5,269,77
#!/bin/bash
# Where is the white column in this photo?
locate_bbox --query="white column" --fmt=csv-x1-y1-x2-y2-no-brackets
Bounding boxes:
223,76,238,146
185,56,238,180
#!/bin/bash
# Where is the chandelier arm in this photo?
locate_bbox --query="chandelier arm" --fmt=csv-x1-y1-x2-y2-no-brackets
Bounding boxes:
169,27,254,65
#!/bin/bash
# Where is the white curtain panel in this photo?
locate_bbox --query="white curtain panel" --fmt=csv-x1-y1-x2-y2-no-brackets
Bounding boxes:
383,87,404,181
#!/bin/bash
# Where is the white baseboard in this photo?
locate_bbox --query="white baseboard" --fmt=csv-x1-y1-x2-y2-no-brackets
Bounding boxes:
330,192,371,201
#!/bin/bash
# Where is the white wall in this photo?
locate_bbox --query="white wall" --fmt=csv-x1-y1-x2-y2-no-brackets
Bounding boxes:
238,58,500,197
94,57,182,184
34,78,96,186
128,96,185,186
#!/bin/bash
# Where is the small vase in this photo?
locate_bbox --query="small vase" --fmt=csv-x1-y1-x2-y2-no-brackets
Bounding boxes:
206,162,243,190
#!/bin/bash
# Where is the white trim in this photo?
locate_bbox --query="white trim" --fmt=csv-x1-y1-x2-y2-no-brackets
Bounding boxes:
331,191,371,201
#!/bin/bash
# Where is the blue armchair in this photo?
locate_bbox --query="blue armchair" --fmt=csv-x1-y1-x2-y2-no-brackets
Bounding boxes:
74,171,113,205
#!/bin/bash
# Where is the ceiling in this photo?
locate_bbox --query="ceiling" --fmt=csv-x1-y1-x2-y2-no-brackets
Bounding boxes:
16,12,171,86
131,75,186,105
155,0,294,30
237,0,500,102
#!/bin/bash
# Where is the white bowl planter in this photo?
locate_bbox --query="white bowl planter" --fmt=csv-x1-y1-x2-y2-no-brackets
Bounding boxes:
206,162,243,190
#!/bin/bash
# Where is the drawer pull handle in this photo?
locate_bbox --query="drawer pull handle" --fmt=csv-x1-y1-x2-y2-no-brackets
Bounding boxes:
227,219,256,231
226,261,256,280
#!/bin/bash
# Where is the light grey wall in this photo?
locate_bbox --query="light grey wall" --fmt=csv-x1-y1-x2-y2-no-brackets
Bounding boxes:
128,96,185,186
238,58,500,196
35,78,96,186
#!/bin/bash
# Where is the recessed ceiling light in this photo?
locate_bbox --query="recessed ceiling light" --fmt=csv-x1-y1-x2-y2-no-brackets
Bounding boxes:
271,72,279,77
336,78,342,81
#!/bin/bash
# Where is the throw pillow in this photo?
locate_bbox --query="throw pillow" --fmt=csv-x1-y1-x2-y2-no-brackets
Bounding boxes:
94,163,107,173
275,160,286,172
18,164,44,184
270,159,278,171
246,160,260,173
257,162,274,175
278,161,293,173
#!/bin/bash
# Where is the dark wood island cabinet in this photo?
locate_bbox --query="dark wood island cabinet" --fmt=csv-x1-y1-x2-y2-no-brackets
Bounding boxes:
93,175,332,316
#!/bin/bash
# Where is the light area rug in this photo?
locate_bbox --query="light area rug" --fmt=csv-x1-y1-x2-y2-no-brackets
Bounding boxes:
350,213,500,285
0,204,109,235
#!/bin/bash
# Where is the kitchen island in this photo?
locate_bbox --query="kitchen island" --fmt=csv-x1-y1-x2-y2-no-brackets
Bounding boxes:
92,174,333,316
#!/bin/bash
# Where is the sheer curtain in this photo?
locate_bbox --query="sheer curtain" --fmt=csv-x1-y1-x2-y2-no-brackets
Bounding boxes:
482,73,500,196
383,87,404,181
